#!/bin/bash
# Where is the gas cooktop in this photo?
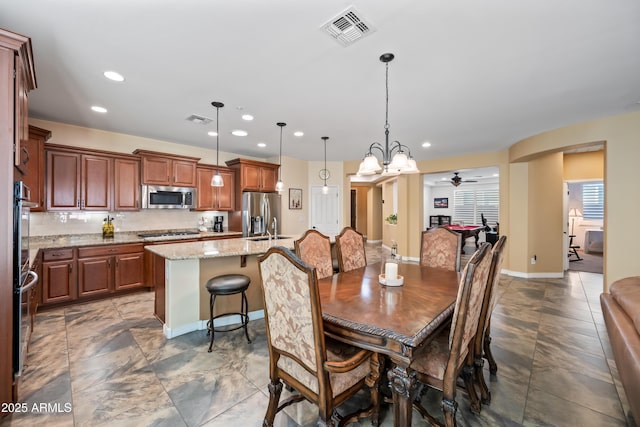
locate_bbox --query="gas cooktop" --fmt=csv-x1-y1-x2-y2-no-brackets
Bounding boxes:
137,230,200,238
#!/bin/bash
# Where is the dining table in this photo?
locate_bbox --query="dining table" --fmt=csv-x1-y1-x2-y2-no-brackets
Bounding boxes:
318,261,461,427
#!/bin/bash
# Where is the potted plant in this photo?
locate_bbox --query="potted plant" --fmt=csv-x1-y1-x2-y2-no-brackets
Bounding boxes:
386,213,397,224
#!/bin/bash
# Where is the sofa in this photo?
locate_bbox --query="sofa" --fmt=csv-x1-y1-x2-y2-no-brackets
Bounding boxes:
600,277,640,423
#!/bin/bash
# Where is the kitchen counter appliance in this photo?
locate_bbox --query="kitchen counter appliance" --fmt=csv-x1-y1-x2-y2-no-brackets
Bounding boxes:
213,216,224,232
142,185,196,209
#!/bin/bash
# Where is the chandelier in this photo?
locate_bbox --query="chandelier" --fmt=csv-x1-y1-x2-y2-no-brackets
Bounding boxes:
357,53,419,176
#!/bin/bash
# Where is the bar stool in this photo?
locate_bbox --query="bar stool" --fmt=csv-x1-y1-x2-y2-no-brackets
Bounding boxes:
205,274,251,352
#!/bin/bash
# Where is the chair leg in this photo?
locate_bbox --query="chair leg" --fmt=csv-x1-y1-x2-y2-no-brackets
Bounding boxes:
462,364,481,414
208,294,216,352
483,330,497,375
474,356,491,405
241,290,252,344
264,379,283,427
442,398,458,427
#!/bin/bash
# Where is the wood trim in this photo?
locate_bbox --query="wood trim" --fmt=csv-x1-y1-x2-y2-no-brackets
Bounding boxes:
45,143,140,161
225,157,279,169
132,149,200,162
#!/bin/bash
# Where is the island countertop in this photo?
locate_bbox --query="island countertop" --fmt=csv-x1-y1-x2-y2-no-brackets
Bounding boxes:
144,236,297,260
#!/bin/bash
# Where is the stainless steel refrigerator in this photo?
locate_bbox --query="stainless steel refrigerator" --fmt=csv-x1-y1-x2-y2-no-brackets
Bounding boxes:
242,192,281,237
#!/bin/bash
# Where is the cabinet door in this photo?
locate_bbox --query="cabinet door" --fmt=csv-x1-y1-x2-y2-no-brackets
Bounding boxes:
22,134,46,211
114,158,140,211
141,155,171,185
115,252,144,290
242,163,261,191
82,154,112,210
172,159,196,187
260,166,277,192
42,260,77,304
47,151,81,210
217,169,235,210
77,256,112,297
195,167,215,210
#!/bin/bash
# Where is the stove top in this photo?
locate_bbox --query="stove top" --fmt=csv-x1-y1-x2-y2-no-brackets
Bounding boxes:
138,230,200,238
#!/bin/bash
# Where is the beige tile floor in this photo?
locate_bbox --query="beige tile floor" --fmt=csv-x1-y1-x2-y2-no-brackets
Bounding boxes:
1,242,634,426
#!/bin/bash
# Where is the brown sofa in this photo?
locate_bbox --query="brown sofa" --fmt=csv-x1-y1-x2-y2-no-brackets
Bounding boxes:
600,277,640,424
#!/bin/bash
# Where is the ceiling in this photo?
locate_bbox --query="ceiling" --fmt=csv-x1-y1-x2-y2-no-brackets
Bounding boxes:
2,1,639,163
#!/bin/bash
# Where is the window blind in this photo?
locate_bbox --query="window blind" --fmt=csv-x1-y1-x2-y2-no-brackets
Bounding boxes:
582,182,604,220
453,188,499,226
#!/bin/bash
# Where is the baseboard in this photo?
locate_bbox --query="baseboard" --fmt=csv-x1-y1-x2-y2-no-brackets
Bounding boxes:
163,310,265,339
503,269,564,279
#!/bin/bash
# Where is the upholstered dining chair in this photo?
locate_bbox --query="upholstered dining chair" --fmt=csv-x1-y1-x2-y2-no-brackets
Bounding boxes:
335,227,367,273
294,229,334,280
410,243,492,427
258,246,379,427
420,226,462,272
472,235,507,408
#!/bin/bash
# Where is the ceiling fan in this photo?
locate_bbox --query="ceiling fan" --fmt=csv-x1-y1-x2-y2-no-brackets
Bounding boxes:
451,172,477,187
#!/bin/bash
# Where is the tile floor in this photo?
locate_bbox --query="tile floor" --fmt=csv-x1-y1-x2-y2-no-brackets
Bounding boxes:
1,243,635,427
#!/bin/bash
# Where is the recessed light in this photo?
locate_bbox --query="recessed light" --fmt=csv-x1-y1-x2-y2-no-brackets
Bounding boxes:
422,142,431,148
103,71,124,82
441,177,447,181
207,131,218,137
242,114,254,121
257,142,266,148
293,131,304,137
232,130,248,137
91,106,107,113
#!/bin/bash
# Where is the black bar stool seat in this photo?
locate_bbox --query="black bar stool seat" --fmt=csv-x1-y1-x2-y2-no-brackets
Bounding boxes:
205,274,251,352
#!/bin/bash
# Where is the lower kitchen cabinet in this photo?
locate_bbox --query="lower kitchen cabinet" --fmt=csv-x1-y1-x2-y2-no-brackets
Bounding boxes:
41,243,145,307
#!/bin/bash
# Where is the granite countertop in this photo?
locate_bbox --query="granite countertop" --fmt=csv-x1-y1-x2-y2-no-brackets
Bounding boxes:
144,236,297,260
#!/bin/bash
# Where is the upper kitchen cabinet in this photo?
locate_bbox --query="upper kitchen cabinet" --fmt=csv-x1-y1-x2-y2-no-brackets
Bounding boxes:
225,158,279,192
18,126,50,211
195,165,234,211
134,149,199,187
46,148,112,211
113,157,140,211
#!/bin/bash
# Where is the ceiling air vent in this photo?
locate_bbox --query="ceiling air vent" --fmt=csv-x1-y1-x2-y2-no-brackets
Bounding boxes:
321,6,376,47
186,114,213,125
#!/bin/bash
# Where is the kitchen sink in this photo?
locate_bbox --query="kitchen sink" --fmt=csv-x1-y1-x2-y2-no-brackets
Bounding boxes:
248,236,290,242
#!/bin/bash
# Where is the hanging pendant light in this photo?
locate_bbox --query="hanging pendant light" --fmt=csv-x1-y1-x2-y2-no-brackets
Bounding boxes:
210,101,224,187
357,53,420,176
321,136,329,195
275,122,286,192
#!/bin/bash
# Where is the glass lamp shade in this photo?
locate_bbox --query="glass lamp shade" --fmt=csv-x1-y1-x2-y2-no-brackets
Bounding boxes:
275,180,284,192
388,151,409,171
211,173,224,187
358,153,382,175
322,184,329,194
405,157,420,174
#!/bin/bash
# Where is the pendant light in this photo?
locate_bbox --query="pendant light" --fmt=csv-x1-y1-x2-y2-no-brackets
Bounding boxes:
210,101,224,187
275,122,286,193
321,136,329,195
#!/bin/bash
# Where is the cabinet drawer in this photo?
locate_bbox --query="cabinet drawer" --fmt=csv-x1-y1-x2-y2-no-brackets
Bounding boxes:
43,248,74,261
78,243,144,258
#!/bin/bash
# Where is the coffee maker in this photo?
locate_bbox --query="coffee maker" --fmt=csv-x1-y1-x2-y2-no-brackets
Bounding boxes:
213,216,224,232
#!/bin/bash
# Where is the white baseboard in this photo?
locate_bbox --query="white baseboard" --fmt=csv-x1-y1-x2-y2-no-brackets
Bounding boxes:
163,310,265,339
503,269,564,279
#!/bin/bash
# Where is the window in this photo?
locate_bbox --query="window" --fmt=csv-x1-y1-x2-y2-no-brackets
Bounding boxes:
453,188,499,225
582,182,604,220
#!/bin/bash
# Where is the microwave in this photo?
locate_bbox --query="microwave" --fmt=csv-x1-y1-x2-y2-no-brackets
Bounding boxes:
142,185,196,209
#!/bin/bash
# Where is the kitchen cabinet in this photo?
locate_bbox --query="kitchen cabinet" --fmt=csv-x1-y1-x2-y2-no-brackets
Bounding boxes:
2,28,37,404
42,248,77,304
134,149,199,187
77,244,145,297
195,165,234,211
16,126,50,211
114,157,141,211
226,158,279,192
46,149,112,211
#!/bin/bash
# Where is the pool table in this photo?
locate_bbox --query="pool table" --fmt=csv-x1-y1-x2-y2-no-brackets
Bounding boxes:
444,225,485,253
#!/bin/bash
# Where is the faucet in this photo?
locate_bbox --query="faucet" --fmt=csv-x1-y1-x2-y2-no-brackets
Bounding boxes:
272,217,277,239
266,228,272,242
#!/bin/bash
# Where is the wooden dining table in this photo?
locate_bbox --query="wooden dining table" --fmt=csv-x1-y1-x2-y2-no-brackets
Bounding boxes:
318,261,461,427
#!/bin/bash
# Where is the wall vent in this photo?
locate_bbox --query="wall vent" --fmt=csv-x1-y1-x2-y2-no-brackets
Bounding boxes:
321,6,376,47
186,114,212,125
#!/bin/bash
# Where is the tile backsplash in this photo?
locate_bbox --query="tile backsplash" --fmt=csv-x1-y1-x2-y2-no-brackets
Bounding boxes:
30,210,229,236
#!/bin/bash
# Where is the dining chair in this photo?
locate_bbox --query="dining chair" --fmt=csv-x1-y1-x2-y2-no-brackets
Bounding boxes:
410,242,492,427
472,235,507,407
294,229,334,280
420,226,462,271
258,246,379,427
335,227,367,273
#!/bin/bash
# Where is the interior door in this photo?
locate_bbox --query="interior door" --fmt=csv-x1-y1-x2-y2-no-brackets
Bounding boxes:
310,185,340,236
563,181,569,271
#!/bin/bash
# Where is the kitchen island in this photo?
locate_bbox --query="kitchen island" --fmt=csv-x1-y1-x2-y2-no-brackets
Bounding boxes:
145,236,297,338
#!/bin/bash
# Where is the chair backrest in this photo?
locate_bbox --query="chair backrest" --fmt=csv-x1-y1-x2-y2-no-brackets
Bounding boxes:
335,227,366,272
420,226,462,271
446,243,492,376
294,229,334,280
474,235,507,354
258,247,326,391
481,213,491,231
